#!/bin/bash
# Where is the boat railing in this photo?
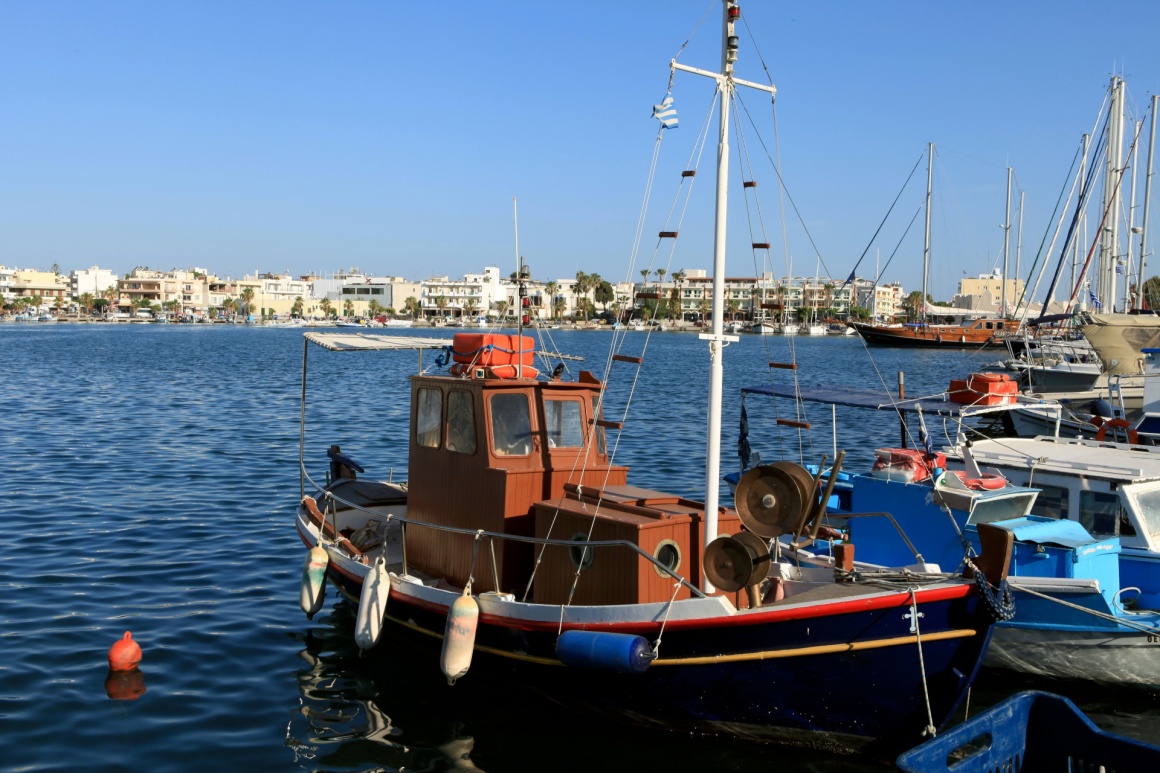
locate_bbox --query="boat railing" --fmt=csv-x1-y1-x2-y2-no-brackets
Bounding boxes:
809,510,927,565
300,464,708,599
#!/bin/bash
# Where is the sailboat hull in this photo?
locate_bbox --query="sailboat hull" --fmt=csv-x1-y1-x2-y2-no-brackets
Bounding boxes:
848,321,1006,348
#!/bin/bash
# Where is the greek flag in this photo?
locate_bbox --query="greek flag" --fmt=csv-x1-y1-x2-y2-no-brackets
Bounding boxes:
1115,263,1123,275
653,93,678,129
1089,289,1102,309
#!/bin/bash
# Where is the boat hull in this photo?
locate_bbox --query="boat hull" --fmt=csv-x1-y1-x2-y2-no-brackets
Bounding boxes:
298,504,993,753
987,626,1160,687
848,322,1005,348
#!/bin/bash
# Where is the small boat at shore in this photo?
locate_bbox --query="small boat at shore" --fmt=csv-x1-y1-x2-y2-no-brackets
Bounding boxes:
290,2,1010,753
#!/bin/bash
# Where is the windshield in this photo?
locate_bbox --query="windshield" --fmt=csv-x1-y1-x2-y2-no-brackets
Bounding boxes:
1122,483,1160,547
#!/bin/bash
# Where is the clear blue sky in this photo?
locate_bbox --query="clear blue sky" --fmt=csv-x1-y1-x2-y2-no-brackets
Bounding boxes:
2,1,1159,301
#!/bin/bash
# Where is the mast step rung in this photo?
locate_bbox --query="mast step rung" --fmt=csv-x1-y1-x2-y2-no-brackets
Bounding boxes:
768,361,798,370
743,180,757,188
612,354,643,364
658,231,679,238
596,419,624,430
776,419,811,429
752,242,771,250
681,170,696,178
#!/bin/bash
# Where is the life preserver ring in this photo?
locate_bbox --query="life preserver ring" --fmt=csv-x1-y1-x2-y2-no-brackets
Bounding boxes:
1095,418,1139,444
951,470,1007,491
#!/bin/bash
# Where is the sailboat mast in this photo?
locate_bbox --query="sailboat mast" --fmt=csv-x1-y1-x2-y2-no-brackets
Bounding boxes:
1099,76,1125,310
1137,94,1158,310
922,142,933,322
701,0,738,579
1002,167,1012,316
671,2,774,589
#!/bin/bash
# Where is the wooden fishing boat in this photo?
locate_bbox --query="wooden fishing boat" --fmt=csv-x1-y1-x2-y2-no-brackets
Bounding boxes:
291,1,1011,753
848,316,1013,348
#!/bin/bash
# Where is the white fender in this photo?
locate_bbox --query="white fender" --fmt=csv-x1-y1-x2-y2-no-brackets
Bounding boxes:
440,590,479,685
354,557,390,650
300,544,328,619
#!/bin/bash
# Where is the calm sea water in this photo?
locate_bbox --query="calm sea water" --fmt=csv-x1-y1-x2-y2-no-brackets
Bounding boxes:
2,322,1157,772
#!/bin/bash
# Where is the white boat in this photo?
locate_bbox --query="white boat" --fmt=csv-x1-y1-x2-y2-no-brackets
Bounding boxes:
291,2,1006,752
385,319,413,328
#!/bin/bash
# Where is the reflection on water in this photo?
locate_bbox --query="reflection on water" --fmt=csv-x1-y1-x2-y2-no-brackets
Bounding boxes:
289,606,488,773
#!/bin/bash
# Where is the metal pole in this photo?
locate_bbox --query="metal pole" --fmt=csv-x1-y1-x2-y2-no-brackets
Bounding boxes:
1002,167,1012,316
300,337,309,501
922,143,933,322
898,371,907,449
1137,95,1158,309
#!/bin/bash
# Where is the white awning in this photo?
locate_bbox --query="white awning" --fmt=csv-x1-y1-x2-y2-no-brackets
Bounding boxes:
304,332,452,352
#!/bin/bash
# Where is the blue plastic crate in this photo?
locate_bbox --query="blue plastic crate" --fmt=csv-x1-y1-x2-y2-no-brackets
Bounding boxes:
897,691,1160,772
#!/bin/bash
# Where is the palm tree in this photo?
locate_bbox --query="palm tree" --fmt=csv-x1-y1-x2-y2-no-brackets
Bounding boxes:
904,290,925,321
320,298,333,319
553,297,567,319
697,298,710,325
464,296,478,320
496,299,510,319
292,296,305,317
404,297,420,319
222,297,237,320
435,295,447,320
544,282,558,320
367,299,383,318
573,271,592,321
240,287,255,317
79,292,94,318
343,299,354,318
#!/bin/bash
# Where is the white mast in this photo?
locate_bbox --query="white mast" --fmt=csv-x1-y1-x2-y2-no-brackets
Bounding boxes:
922,142,933,321
672,0,775,589
1127,120,1142,311
1099,76,1125,310
1016,189,1025,314
1138,95,1158,310
1002,167,1012,316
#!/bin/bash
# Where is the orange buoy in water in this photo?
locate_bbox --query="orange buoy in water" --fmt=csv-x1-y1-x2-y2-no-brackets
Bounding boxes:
108,631,142,672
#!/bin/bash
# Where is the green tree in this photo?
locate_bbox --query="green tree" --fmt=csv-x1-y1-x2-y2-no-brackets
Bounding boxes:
320,298,333,318
573,271,593,320
903,290,927,321
434,295,447,319
1141,276,1160,310
78,292,95,316
594,280,614,311
367,299,382,318
292,296,305,317
343,299,354,318
404,296,421,319
240,287,256,317
544,281,559,320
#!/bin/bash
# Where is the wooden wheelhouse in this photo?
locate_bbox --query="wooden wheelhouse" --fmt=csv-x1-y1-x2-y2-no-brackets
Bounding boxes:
404,364,738,602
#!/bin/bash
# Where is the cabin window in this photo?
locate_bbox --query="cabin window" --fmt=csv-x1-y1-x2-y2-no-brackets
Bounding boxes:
1028,484,1069,520
1079,490,1125,537
568,533,594,571
652,539,682,578
490,393,532,456
416,387,442,448
543,399,583,448
446,390,476,454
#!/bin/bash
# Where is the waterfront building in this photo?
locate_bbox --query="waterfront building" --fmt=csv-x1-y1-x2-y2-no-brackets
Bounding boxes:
70,266,118,300
952,269,1028,316
0,265,14,304
236,273,313,319
116,267,213,316
421,267,505,321
8,268,70,312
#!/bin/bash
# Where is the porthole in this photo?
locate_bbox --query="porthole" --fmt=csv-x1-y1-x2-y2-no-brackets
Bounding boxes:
568,533,594,571
652,539,682,578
